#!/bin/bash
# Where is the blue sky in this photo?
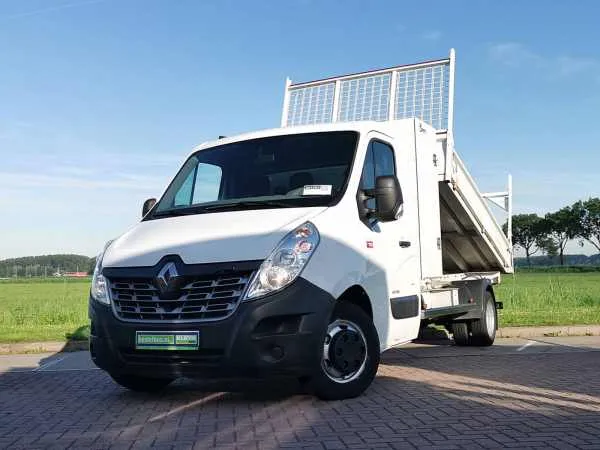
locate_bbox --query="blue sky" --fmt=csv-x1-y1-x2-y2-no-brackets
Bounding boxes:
1,0,599,259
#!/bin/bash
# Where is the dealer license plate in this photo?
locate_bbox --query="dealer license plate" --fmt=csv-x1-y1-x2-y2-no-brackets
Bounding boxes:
135,331,199,351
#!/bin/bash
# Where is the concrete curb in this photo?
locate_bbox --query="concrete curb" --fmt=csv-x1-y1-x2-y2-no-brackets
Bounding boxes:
0,340,88,355
1,325,599,354
497,325,600,338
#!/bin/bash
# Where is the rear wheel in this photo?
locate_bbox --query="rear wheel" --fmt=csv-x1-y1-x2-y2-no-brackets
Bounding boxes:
451,322,470,346
470,291,497,346
311,302,380,401
110,374,174,392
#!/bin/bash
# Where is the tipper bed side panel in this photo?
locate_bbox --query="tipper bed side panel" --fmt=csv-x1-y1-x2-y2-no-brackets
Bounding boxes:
439,181,504,273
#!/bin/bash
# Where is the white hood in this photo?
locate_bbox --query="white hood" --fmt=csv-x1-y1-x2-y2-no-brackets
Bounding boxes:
102,207,326,267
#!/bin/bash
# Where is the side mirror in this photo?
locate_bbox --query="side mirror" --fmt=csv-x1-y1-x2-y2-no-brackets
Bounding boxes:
373,175,403,221
357,175,403,222
142,198,157,218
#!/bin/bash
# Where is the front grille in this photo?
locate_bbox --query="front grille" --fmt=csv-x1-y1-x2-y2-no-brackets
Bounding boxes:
109,273,251,322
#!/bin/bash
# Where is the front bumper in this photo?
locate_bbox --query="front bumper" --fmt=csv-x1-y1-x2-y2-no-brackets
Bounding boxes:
89,277,334,379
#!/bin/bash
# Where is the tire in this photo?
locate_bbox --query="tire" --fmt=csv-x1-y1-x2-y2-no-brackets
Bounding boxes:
470,290,497,346
451,322,470,346
110,374,174,392
311,302,380,401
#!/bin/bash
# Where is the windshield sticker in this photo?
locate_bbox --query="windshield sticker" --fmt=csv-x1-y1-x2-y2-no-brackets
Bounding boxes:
302,185,332,196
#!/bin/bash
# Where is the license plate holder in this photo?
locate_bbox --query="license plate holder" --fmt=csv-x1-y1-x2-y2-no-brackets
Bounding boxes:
135,331,199,351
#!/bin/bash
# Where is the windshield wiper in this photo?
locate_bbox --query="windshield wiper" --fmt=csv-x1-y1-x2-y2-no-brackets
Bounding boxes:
201,200,294,211
151,208,199,218
150,200,297,219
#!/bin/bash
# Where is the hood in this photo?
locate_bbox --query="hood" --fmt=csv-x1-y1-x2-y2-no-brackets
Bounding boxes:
102,207,326,267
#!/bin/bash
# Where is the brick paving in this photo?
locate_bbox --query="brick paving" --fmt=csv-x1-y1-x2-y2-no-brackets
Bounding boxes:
1,345,599,449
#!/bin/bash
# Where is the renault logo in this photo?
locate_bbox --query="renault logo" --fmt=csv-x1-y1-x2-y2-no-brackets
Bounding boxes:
155,262,182,295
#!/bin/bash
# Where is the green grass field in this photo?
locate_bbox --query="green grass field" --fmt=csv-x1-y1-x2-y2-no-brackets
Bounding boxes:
0,272,599,342
496,272,600,326
0,278,90,342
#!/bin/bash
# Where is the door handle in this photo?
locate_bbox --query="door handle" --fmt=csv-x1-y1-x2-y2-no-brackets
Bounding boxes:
399,241,411,248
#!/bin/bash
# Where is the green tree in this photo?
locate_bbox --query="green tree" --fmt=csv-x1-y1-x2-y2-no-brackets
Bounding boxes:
542,205,581,266
541,238,559,258
88,257,97,275
505,214,548,266
579,197,600,253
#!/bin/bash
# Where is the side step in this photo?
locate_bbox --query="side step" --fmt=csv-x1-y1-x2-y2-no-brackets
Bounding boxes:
422,303,478,320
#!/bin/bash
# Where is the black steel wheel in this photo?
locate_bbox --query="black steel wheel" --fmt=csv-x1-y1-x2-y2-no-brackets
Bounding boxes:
311,302,380,401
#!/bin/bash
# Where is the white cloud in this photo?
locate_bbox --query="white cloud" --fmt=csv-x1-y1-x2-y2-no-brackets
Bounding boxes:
0,171,164,191
488,42,541,67
0,0,105,21
555,55,600,77
488,42,600,81
421,30,442,41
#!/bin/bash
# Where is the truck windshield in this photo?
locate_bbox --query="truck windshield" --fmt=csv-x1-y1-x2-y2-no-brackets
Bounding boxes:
148,131,358,218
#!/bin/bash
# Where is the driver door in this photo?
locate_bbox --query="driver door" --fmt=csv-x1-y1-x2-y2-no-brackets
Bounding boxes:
360,133,421,347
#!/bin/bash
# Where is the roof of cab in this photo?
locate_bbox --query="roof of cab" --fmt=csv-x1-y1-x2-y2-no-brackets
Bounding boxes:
192,122,370,151
186,119,418,158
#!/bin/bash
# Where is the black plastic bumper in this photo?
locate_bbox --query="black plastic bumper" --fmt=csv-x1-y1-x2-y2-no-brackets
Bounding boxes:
88,277,334,379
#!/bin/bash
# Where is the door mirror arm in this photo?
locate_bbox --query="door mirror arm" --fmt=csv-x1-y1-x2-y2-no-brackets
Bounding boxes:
357,190,375,221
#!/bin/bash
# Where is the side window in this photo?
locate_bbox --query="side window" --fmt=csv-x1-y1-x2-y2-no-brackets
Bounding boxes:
173,163,222,207
174,170,194,207
360,140,396,209
360,144,375,190
373,141,396,178
360,143,376,209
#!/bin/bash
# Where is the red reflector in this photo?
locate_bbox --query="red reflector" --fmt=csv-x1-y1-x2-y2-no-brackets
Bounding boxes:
366,241,373,248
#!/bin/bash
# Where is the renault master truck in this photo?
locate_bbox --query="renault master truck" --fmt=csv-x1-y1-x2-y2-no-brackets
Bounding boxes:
89,49,513,400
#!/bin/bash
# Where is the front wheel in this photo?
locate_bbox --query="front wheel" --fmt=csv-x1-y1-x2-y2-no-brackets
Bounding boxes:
311,302,380,401
110,374,174,392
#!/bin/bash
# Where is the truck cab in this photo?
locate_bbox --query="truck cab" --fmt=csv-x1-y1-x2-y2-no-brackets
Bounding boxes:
89,50,513,400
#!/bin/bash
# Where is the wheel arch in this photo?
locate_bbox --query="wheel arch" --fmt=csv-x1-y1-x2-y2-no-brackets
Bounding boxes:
336,285,373,319
442,278,497,324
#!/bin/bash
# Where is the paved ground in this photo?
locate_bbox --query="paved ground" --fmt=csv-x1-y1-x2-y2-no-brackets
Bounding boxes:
1,337,599,449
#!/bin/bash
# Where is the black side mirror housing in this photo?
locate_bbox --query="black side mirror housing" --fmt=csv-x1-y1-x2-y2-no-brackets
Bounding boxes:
373,175,403,221
142,198,157,218
358,175,403,222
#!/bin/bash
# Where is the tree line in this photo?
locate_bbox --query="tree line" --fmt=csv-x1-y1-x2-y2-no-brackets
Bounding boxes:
508,197,600,266
0,254,94,278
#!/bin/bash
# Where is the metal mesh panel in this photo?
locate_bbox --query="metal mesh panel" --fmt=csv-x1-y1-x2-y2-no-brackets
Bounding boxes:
394,64,449,130
338,73,391,122
283,53,452,131
286,82,335,126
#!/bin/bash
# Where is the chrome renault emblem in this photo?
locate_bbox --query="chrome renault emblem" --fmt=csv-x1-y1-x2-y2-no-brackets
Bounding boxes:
156,262,181,294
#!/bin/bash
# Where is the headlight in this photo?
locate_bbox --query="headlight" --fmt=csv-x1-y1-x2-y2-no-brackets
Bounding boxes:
91,242,112,305
244,222,319,300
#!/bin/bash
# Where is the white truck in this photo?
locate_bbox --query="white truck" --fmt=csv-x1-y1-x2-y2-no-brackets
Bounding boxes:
89,50,513,400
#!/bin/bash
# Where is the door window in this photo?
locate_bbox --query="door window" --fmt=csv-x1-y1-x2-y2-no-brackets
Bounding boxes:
373,141,395,178
360,140,396,209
